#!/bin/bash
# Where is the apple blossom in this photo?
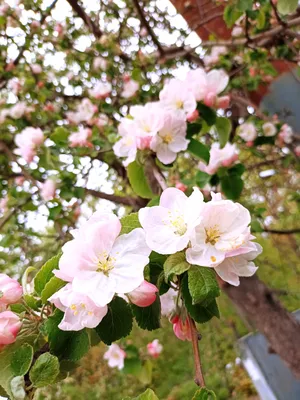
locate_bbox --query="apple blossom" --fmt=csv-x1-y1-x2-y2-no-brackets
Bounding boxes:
185,68,207,101
93,56,107,70
159,78,197,118
54,211,151,306
295,145,300,157
215,242,262,286
199,142,238,175
160,288,178,316
94,113,109,128
89,81,112,99
9,102,31,119
150,112,189,164
139,187,204,254
216,95,230,109
237,122,257,142
0,274,23,307
232,26,243,37
171,315,192,341
0,311,22,345
202,69,229,107
147,339,163,358
127,280,158,307
175,182,187,192
14,127,44,163
278,124,293,144
203,46,227,66
40,179,56,201
31,64,42,74
186,193,253,267
69,127,93,148
113,118,137,166
49,284,108,331
104,344,126,370
66,98,97,124
130,103,165,145
262,122,277,137
121,79,139,98
0,196,8,214
186,109,199,123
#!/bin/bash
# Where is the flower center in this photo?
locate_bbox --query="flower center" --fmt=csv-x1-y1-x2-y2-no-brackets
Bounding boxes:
162,133,173,144
175,99,184,109
205,226,220,245
97,254,115,276
169,212,187,236
70,303,93,317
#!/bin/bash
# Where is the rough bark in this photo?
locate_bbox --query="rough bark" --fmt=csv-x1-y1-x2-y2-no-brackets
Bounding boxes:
222,275,300,378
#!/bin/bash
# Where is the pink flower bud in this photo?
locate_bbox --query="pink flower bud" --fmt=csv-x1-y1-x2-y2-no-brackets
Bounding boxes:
15,176,25,186
147,339,163,358
30,20,40,30
295,145,300,157
204,92,216,108
171,315,192,341
246,141,254,148
216,95,230,109
127,280,158,307
0,274,23,306
186,109,199,123
40,179,56,201
175,182,187,192
249,67,256,77
137,136,152,150
0,311,22,345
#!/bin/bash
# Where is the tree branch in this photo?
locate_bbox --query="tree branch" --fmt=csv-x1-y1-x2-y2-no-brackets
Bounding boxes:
187,315,206,387
263,227,300,235
85,188,146,210
66,0,102,38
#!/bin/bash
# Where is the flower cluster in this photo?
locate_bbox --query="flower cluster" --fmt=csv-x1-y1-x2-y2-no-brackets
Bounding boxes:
113,68,229,166
139,188,262,286
0,274,23,346
49,211,156,331
14,127,44,163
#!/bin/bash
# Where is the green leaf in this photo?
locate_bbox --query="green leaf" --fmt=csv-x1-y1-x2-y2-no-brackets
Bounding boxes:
137,361,153,386
215,117,231,148
236,0,252,12
195,171,210,188
131,295,161,331
193,388,217,400
257,8,266,30
127,161,154,199
220,175,244,200
95,297,133,344
228,163,245,176
123,388,158,400
223,5,243,27
29,353,60,388
186,122,202,139
197,103,216,126
164,252,190,281
120,213,141,235
278,0,298,15
123,357,142,375
41,276,65,304
182,275,220,323
34,254,61,295
45,310,90,361
23,294,41,311
188,267,220,306
188,139,210,163
147,196,160,207
50,127,69,145
11,344,34,377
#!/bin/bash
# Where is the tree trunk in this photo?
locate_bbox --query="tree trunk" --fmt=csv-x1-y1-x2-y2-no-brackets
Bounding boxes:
222,275,300,378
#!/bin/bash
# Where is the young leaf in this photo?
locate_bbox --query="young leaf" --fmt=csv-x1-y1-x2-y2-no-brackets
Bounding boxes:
123,388,158,400
95,297,133,344
182,275,220,323
45,310,90,361
50,127,69,145
29,353,60,388
223,5,243,27
220,175,244,200
188,267,220,306
120,213,141,235
186,122,202,139
131,295,161,331
278,0,298,15
193,387,217,400
41,276,65,304
215,117,231,148
23,294,41,311
195,171,210,188
11,344,34,377
197,103,216,126
188,139,210,163
127,161,154,199
164,252,190,281
34,253,61,295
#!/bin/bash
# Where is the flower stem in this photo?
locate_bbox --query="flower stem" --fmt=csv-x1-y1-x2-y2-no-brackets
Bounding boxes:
187,314,206,387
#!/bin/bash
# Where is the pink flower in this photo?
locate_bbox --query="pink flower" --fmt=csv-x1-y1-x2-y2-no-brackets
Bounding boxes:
54,23,65,36
69,127,93,148
203,46,227,66
232,26,243,37
49,284,107,331
127,280,158,307
295,146,300,157
0,196,8,214
9,102,31,119
160,288,177,316
40,179,56,201
216,95,230,109
159,78,197,118
237,122,257,142
171,315,192,341
104,344,126,370
54,211,151,307
199,142,238,175
121,79,139,98
186,109,199,123
14,127,44,163
278,124,293,145
262,122,277,137
66,98,97,124
0,311,22,345
31,64,42,74
0,274,23,307
89,81,112,99
93,57,107,71
147,339,163,358
175,182,187,192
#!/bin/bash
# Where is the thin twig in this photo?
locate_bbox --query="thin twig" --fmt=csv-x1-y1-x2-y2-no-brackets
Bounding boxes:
187,315,206,387
263,227,300,235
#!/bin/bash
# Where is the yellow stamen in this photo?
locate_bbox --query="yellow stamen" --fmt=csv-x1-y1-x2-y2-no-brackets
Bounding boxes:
162,133,173,144
205,226,220,245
